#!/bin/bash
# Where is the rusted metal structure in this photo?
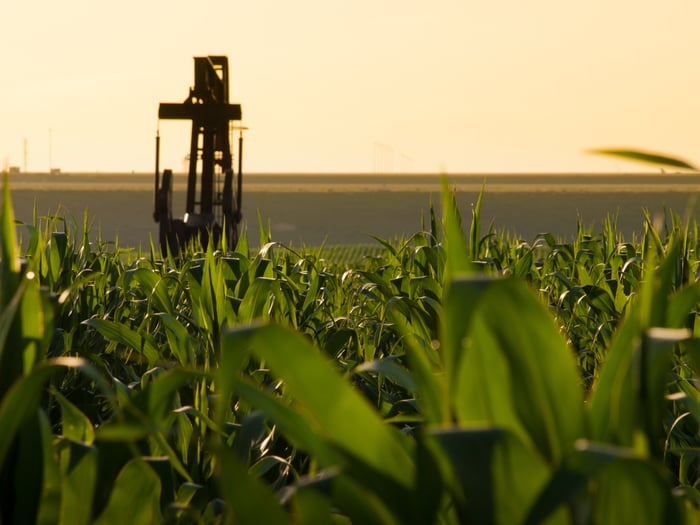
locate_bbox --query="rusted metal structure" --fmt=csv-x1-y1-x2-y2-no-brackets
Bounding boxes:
154,55,244,256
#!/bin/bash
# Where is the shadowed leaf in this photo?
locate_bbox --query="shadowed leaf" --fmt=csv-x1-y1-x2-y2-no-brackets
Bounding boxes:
93,459,162,525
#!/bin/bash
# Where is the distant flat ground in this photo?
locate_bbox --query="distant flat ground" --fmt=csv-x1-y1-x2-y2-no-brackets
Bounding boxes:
7,171,700,192
4,172,700,248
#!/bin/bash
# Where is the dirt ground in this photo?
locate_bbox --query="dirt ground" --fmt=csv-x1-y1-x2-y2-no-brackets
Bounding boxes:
4,172,700,249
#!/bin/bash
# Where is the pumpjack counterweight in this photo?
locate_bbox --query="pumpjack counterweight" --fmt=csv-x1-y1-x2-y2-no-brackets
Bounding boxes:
154,55,244,256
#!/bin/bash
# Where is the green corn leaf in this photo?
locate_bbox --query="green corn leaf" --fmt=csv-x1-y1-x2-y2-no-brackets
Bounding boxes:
84,318,160,365
130,268,175,316
642,209,665,269
582,284,618,317
382,311,450,425
233,379,341,466
590,241,689,454
0,357,109,469
527,440,681,524
0,241,51,397
125,368,207,428
290,482,335,525
216,445,292,525
300,267,322,320
469,183,485,262
592,451,683,524
237,277,280,323
513,246,534,278
641,328,689,458
258,211,272,246
329,474,404,525
590,324,684,457
353,357,416,393
93,459,162,525
0,278,28,395
36,411,61,525
441,275,495,398
20,270,52,371
173,482,203,508
155,312,196,366
234,226,249,257
655,242,691,327
58,440,98,525
590,148,697,170
200,248,221,334
226,323,415,495
441,178,472,280
0,363,68,469
53,389,95,443
9,412,45,524
588,308,641,446
1,175,20,306
452,278,585,465
429,427,560,525
1,359,105,523
144,457,177,510
96,368,202,485
93,424,155,442
214,325,254,430
232,325,422,520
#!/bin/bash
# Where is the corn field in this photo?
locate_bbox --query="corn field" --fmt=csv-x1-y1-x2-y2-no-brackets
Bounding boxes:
1,177,700,524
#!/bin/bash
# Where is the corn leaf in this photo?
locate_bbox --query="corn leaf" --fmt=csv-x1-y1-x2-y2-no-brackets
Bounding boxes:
429,427,561,525
453,278,586,465
527,440,681,524
93,459,162,525
54,389,95,443
58,440,98,525
130,268,175,316
590,149,696,170
216,446,291,525
36,411,61,525
441,178,472,280
0,357,107,469
227,323,416,517
84,319,160,365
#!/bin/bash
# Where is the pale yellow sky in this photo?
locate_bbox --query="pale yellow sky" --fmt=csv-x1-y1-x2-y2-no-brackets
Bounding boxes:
2,1,700,173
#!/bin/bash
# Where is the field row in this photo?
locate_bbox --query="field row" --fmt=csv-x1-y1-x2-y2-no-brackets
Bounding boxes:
6,185,700,250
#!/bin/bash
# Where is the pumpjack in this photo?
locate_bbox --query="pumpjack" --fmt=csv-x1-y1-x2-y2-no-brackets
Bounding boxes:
154,55,244,256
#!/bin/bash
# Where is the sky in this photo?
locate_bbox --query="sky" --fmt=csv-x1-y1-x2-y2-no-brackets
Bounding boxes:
2,1,700,174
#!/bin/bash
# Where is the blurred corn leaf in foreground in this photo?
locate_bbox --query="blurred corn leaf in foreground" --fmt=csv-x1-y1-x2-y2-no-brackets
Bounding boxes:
590,148,697,170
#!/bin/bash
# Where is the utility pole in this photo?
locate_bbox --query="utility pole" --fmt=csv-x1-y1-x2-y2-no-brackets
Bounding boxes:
23,138,27,173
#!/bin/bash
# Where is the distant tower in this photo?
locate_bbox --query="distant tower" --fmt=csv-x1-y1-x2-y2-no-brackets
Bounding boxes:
23,138,27,173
